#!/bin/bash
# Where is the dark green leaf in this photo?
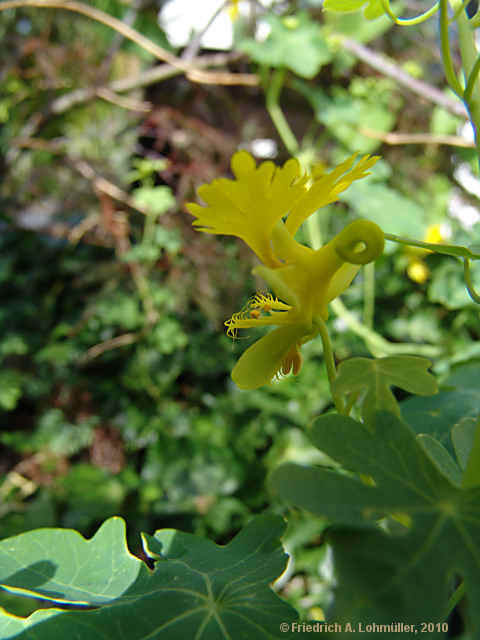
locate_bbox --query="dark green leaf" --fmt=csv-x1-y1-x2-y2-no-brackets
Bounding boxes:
270,412,480,625
452,417,478,470
416,434,462,486
401,390,479,453
0,515,297,639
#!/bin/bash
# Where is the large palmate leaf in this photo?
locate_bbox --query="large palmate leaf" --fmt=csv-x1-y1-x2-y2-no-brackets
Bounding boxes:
0,515,298,639
402,390,479,452
333,356,437,423
402,358,480,450
270,412,480,631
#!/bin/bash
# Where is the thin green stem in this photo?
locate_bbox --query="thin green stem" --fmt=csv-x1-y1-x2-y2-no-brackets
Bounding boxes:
464,54,480,103
444,581,465,618
264,68,299,155
464,258,480,302
305,215,323,251
384,232,441,251
384,232,480,259
439,0,464,96
317,318,346,414
330,298,442,358
450,0,473,22
143,212,157,247
363,262,375,329
380,0,439,25
456,10,480,158
455,3,478,84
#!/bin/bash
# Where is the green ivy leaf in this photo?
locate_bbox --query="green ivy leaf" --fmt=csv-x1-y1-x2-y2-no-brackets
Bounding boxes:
0,370,23,411
132,185,175,216
238,13,332,78
333,356,438,424
0,515,297,639
270,412,480,625
296,81,399,153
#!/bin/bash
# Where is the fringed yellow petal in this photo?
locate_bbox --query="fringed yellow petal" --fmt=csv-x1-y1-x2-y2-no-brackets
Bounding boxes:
231,325,307,390
231,148,256,176
188,151,386,390
285,154,379,236
186,151,307,267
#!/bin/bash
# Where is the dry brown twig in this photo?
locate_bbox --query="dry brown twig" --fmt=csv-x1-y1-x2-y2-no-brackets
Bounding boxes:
78,332,141,364
48,52,244,115
341,37,468,119
0,0,258,86
360,128,475,147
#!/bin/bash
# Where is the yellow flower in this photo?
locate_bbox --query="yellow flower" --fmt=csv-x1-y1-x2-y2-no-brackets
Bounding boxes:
186,151,384,390
407,223,444,284
228,0,239,21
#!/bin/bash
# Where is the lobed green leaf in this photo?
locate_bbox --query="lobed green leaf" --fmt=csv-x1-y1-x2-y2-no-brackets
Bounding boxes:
0,515,297,639
333,355,438,424
270,411,480,626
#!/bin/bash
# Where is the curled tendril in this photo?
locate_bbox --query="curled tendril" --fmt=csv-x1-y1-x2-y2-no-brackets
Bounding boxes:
380,0,439,25
463,258,480,303
333,220,385,265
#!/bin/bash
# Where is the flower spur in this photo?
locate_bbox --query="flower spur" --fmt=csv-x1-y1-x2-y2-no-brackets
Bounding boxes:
186,151,384,389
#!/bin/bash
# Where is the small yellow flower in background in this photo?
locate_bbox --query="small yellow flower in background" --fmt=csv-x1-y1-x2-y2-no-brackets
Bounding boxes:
407,223,444,284
228,0,239,21
186,151,384,390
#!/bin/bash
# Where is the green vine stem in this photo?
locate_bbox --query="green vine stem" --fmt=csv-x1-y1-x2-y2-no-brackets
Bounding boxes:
464,54,480,104
450,0,472,21
438,0,480,157
439,0,464,97
330,298,442,358
464,258,480,302
380,0,439,25
363,261,376,329
317,318,346,414
385,232,480,305
453,0,480,149
264,67,299,155
444,581,465,618
384,232,480,260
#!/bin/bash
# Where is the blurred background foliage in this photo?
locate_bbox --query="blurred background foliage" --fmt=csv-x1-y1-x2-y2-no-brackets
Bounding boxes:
1,0,480,623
